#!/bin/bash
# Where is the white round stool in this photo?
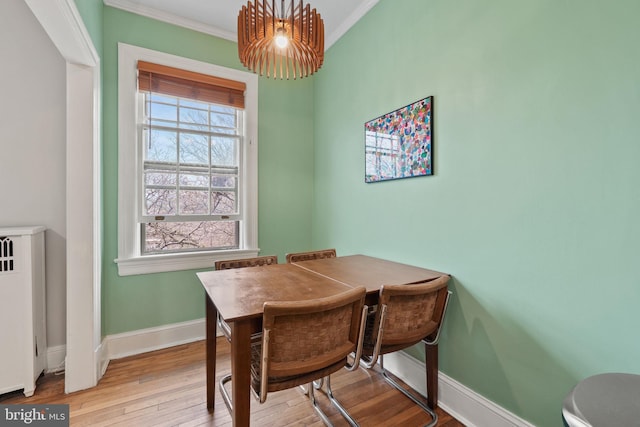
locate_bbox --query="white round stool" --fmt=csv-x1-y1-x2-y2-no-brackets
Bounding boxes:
562,373,640,426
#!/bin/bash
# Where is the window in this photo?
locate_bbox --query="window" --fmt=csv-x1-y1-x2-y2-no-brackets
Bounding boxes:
116,44,258,276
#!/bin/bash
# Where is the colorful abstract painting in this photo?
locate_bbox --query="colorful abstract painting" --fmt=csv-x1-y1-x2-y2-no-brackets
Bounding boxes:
365,96,433,183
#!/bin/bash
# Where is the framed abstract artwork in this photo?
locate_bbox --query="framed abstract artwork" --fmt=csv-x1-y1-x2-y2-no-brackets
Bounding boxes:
365,96,433,183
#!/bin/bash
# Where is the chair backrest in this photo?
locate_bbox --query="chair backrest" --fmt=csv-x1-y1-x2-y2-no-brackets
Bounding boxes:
285,248,337,263
365,275,450,357
255,286,367,402
215,255,278,270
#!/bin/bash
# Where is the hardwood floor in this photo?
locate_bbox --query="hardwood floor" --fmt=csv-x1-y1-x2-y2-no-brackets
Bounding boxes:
0,339,464,426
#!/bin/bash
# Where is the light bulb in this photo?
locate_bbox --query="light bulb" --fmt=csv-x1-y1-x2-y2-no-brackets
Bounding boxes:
275,28,289,48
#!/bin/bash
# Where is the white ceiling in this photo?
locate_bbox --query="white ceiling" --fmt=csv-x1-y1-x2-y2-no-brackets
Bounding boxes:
103,0,379,49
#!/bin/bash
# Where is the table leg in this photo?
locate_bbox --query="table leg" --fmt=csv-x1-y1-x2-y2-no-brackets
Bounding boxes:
231,319,252,427
425,342,438,410
206,297,217,412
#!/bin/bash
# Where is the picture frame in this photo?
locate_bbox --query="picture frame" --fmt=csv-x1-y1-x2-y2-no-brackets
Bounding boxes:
365,96,433,183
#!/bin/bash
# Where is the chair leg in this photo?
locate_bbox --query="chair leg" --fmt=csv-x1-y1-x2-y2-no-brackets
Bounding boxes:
219,373,233,414
379,355,438,427
325,375,359,427
308,385,336,426
309,379,360,427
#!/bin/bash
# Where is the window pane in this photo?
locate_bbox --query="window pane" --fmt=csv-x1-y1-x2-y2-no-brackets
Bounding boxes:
145,188,176,215
145,171,177,187
179,189,209,214
210,111,236,130
211,137,237,166
142,221,239,253
211,191,236,214
146,129,177,163
148,102,176,122
179,106,209,131
179,173,208,187
179,133,208,164
211,174,236,189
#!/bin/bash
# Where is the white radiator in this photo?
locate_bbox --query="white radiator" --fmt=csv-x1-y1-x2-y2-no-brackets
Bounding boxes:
0,226,47,397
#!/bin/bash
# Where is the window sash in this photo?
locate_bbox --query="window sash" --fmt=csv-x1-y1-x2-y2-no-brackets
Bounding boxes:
140,220,240,255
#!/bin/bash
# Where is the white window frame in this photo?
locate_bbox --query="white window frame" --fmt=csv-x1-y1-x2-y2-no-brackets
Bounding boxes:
115,43,259,276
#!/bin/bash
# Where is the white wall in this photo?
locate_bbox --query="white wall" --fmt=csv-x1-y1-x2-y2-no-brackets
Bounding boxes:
0,0,67,350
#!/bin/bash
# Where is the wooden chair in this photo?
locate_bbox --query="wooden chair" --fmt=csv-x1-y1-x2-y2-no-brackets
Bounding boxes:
360,275,451,427
285,248,337,263
214,255,278,340
221,287,368,426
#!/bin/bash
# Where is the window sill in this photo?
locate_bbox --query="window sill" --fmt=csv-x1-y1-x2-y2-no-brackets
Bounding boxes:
115,248,260,276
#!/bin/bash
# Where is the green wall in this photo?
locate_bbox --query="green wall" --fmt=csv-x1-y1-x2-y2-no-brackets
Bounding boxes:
313,0,640,425
101,7,315,335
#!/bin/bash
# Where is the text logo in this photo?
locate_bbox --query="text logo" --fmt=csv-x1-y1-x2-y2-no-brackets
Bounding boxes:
0,405,69,426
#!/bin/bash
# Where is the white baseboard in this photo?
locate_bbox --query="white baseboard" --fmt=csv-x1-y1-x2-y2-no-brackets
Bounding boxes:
95,339,109,379
383,351,535,427
46,344,66,373
104,318,206,360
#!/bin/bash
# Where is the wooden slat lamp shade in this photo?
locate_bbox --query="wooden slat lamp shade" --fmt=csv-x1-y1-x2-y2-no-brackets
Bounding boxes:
137,60,246,109
237,0,324,80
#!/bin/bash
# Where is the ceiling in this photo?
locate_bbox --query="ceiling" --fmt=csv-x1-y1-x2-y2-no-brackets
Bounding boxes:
103,0,379,49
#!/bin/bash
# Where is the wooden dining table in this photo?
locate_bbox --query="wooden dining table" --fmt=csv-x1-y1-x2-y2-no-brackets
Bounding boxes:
197,254,448,427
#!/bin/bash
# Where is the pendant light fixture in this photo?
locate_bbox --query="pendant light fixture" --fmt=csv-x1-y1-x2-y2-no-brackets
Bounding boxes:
237,0,325,80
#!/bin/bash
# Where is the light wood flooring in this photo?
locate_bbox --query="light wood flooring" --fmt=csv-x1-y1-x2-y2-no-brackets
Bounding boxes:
0,338,464,426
